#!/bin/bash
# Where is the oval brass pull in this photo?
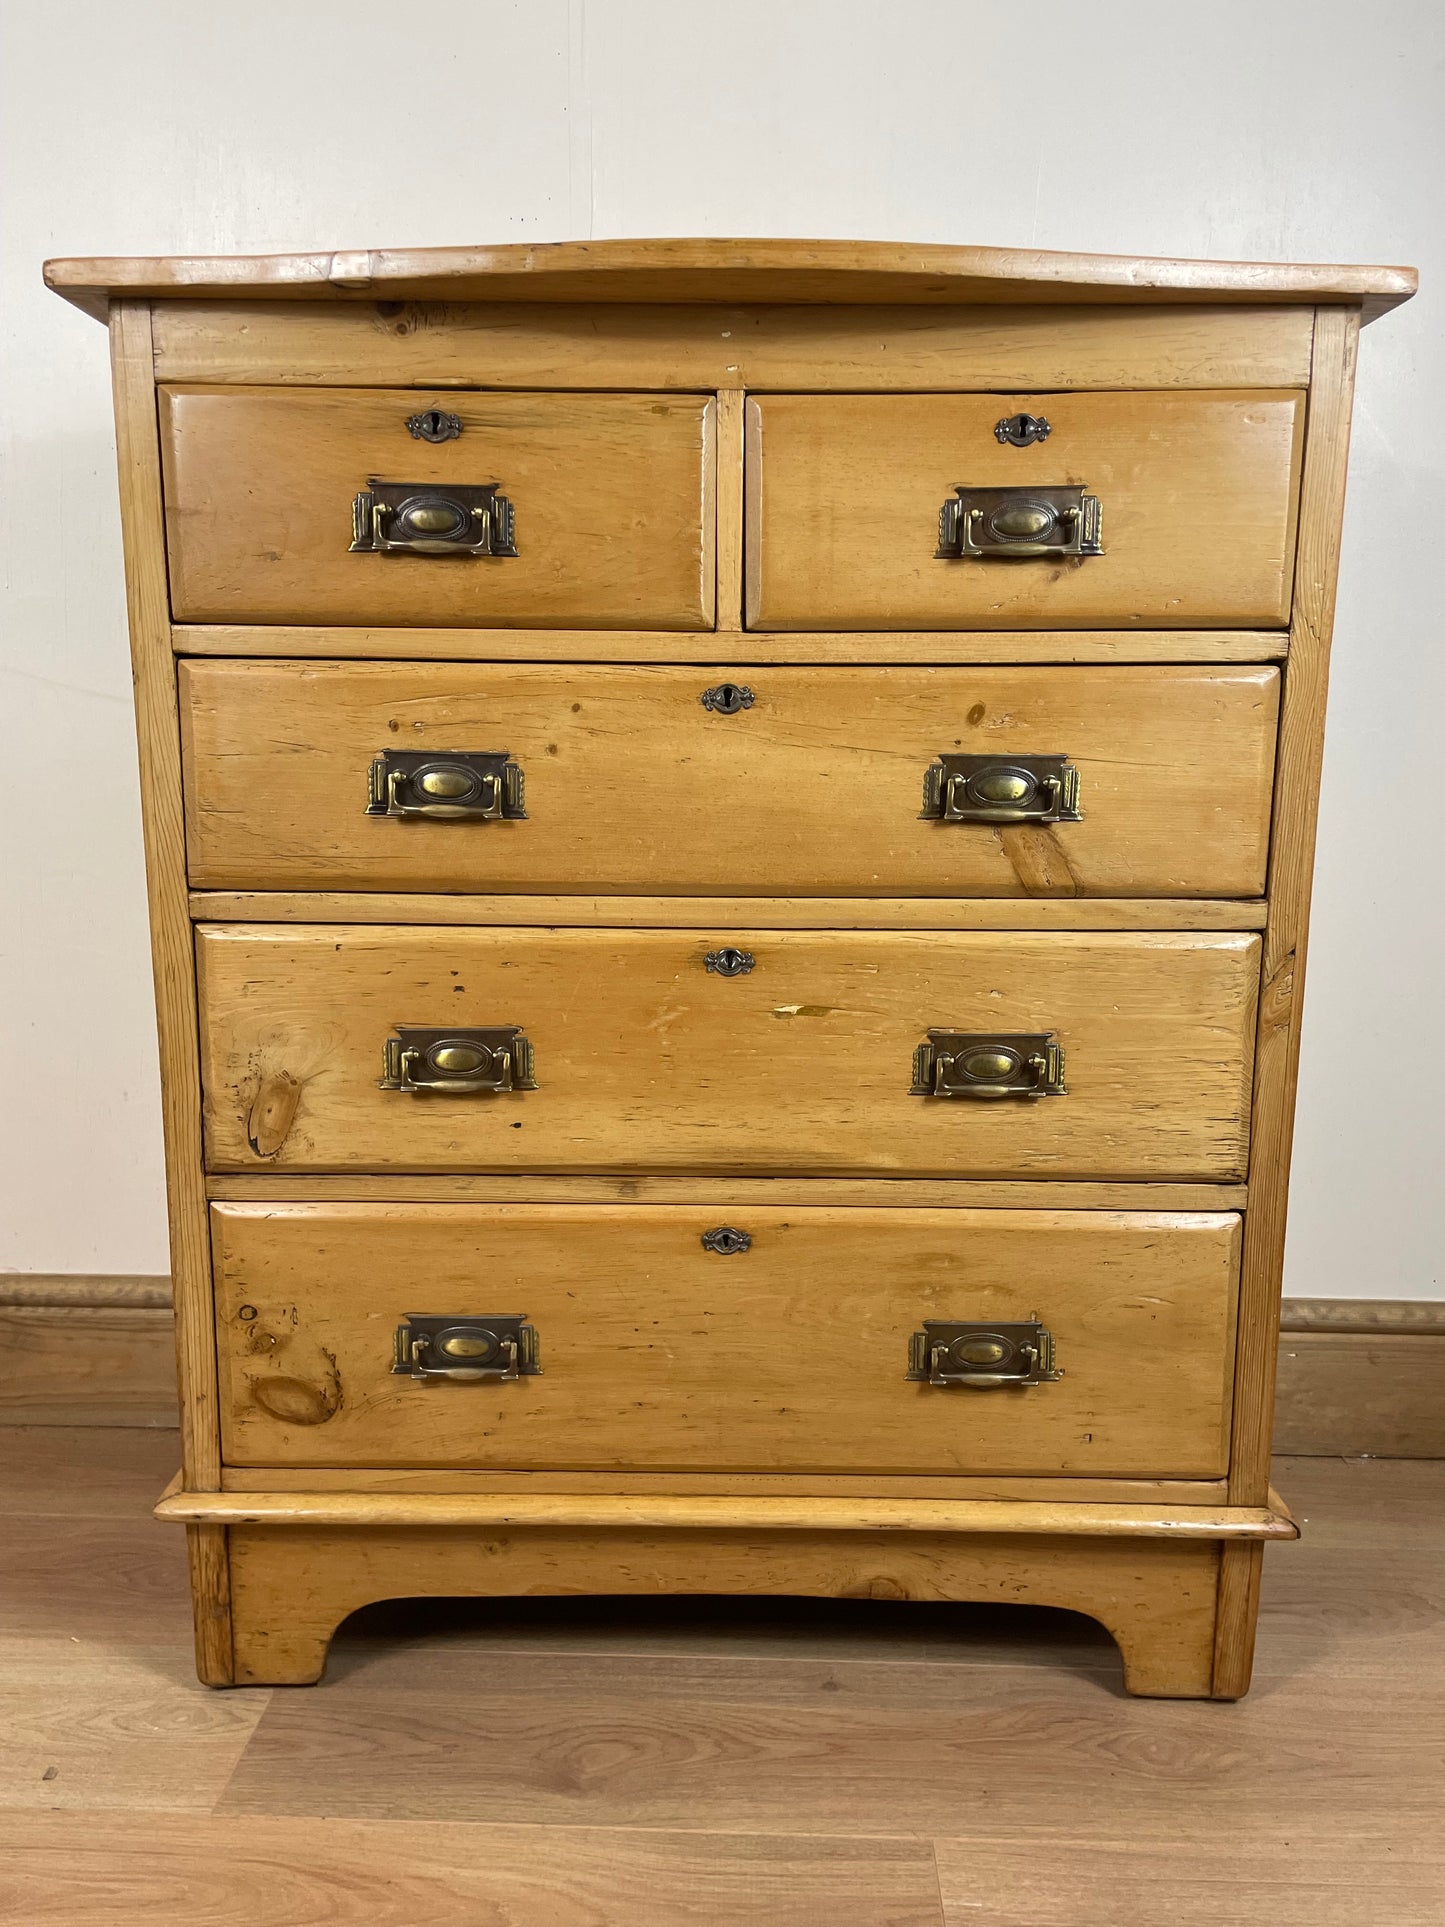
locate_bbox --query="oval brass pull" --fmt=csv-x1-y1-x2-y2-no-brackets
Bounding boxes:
937,485,1102,560
367,750,526,820
910,1031,1065,1099
393,1314,540,1380
351,479,517,556
379,1026,537,1094
920,754,1081,825
908,1319,1062,1387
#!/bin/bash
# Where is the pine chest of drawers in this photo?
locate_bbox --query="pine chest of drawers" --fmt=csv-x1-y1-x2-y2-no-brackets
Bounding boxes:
47,238,1415,1697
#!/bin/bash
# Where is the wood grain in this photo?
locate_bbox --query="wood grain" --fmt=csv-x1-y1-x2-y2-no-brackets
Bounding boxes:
1,1814,946,1927
187,892,1271,930
172,621,1292,663
43,235,1418,322
146,297,1317,391
164,1490,1291,1538
1274,1333,1445,1457
747,390,1305,629
219,1467,1230,1502
1228,309,1362,1507
108,306,220,1495
207,1202,1241,1477
179,661,1279,898
194,926,1262,1179
160,386,716,629
224,1523,1223,1695
0,1305,176,1428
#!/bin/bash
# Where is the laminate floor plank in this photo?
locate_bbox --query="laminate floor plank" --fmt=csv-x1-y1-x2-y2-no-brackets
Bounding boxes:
0,1641,268,1814
934,1833,1445,1927
0,1813,945,1927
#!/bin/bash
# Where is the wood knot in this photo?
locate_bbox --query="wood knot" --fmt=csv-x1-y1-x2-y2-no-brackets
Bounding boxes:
250,1375,339,1427
247,1072,301,1158
1261,952,1296,1031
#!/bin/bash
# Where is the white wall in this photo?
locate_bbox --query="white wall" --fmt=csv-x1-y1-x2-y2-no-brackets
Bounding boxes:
2,0,1440,1294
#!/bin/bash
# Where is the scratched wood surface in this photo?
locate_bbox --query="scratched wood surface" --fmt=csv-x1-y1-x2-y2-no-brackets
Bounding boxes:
194,925,1261,1178
160,386,716,629
747,390,1305,629
3,1428,1442,1925
208,1202,1240,1476
180,661,1279,898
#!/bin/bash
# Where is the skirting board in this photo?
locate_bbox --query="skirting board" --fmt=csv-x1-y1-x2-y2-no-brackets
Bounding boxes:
2,1279,1442,1456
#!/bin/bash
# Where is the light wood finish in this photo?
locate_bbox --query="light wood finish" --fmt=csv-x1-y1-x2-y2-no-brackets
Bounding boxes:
174,621,1292,663
195,926,1261,1178
60,250,1412,1702
189,891,1270,930
109,306,220,1492
1230,310,1361,1507
746,390,1305,630
180,661,1279,898
160,386,716,630
219,1466,1230,1501
44,235,1417,321
208,1203,1241,1476
201,1174,1249,1206
713,388,746,628
225,1522,1223,1694
148,298,1317,391
163,1489,1291,1538
10,1430,1445,1924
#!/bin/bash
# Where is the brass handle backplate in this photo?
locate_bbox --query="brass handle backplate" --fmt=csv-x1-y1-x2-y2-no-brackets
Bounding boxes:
937,485,1102,560
351,479,517,556
380,1026,537,1095
393,1314,540,1380
907,1318,1062,1388
920,754,1081,825
367,750,526,821
910,1031,1065,1100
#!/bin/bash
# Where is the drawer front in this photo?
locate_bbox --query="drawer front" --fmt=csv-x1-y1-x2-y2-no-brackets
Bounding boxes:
197,926,1259,1177
160,386,715,629
212,1202,1240,1476
746,390,1304,629
182,661,1279,898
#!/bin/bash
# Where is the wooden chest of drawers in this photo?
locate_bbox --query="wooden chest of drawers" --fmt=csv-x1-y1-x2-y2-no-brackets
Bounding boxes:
47,237,1415,1699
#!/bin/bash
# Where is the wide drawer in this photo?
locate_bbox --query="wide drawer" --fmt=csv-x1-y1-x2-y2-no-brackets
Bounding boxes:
212,1202,1240,1476
746,390,1304,629
181,661,1279,898
197,926,1259,1177
159,386,716,629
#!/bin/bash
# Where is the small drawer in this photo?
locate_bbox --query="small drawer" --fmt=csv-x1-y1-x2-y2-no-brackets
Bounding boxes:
159,386,716,629
745,390,1304,629
197,926,1260,1178
181,661,1279,898
213,1202,1240,1476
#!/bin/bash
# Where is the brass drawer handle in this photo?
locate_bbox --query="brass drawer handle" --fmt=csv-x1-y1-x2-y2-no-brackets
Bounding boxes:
379,1026,537,1095
393,1314,540,1380
908,1319,1062,1388
920,754,1080,825
910,1031,1065,1100
367,750,526,820
350,479,517,556
937,485,1102,560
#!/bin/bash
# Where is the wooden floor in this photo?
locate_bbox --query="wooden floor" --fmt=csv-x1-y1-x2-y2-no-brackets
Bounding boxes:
0,1431,1441,1925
